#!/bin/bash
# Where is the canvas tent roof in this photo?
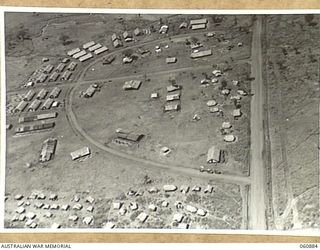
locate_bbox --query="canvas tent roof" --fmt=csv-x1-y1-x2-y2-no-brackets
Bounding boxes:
70,147,91,160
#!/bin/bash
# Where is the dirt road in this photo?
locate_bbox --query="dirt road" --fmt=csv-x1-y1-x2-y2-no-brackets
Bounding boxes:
249,15,267,230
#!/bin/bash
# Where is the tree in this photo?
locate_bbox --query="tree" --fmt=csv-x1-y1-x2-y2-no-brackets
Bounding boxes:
123,49,133,57
304,14,314,25
234,16,238,26
190,37,199,44
143,175,152,185
59,34,73,45
221,79,227,88
59,34,70,41
17,28,31,41
169,78,176,85
202,72,208,79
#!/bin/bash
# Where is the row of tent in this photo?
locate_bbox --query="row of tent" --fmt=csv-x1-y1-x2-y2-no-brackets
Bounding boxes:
22,88,61,102
67,41,109,62
34,61,77,84
43,61,77,74
14,88,62,113
36,71,73,84
14,98,60,113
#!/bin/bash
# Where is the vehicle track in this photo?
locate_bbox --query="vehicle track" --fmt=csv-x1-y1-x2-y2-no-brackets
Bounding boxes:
248,15,267,230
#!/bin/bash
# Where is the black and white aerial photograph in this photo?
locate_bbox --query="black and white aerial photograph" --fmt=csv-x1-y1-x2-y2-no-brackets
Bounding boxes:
3,11,319,231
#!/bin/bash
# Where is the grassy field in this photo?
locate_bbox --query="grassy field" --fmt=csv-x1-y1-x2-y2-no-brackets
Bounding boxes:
265,14,319,230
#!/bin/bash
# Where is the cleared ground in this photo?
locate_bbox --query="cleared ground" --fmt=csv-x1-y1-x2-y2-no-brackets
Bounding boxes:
5,13,254,229
74,62,251,175
265,14,319,230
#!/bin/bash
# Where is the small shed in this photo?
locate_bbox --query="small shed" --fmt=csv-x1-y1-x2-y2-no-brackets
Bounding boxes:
207,146,221,163
204,185,213,194
88,43,102,52
37,112,57,120
123,80,142,90
191,43,203,50
72,204,83,210
82,216,93,225
14,101,28,113
190,18,208,26
113,202,122,210
150,93,159,99
173,213,184,223
137,212,148,223
70,147,91,160
197,209,207,216
237,89,247,96
61,58,70,63
129,202,138,211
180,185,189,194
111,33,119,42
186,205,197,213
73,50,86,59
166,93,180,102
161,201,169,207
159,25,169,34
94,46,108,55
232,80,239,86
28,99,41,112
222,122,232,129
49,87,61,98
79,53,93,62
104,222,115,229
49,72,60,82
68,215,79,221
212,70,222,76
36,73,48,83
67,62,78,71
61,71,72,81
134,28,141,36
51,223,61,229
119,207,127,216
84,85,97,98
113,39,123,48
233,109,242,118
41,98,54,110
166,85,181,92
206,100,217,107
166,57,177,64
177,223,189,229
23,90,36,101
83,41,95,49
55,63,66,73
43,64,54,74
179,22,188,29
190,49,212,59
224,134,236,142
164,103,180,112
163,184,177,192
123,31,132,39
191,24,206,30
67,48,81,57
221,89,230,95
148,204,157,212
